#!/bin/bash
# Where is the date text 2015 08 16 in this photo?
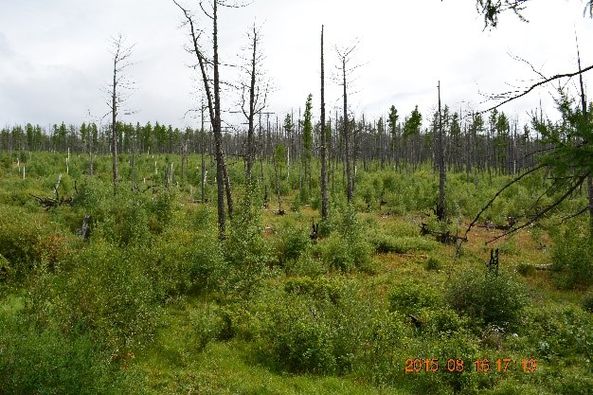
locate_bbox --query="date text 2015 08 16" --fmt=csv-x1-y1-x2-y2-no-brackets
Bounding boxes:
404,358,538,374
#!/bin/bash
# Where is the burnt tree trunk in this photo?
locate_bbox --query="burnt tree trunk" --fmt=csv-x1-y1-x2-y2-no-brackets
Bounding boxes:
320,25,329,222
341,56,352,202
436,81,446,221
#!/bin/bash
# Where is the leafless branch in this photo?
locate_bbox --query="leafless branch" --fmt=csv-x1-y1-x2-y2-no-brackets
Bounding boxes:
486,173,589,244
481,63,593,114
464,164,545,238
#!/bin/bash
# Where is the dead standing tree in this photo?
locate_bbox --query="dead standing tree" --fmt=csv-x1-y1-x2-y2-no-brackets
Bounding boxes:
240,23,268,184
320,25,329,223
436,81,447,221
336,43,358,203
107,35,134,193
173,0,238,238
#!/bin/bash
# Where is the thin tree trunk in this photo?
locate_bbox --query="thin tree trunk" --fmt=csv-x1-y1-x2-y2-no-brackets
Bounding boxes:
245,25,258,183
342,58,352,202
320,25,329,222
436,81,446,221
111,55,119,192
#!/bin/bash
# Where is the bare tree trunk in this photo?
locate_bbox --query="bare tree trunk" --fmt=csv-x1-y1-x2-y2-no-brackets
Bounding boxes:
245,25,258,182
173,0,235,237
211,1,231,231
341,57,352,202
180,138,187,184
201,106,206,203
88,127,94,176
111,52,119,191
320,25,329,222
436,81,447,221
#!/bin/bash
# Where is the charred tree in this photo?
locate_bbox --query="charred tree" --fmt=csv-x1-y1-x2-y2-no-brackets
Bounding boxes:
436,81,447,221
173,0,238,237
320,25,329,222
337,44,357,202
107,35,134,193
241,24,268,184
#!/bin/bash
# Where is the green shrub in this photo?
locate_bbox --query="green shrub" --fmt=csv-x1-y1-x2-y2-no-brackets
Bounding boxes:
389,281,441,315
0,314,124,394
96,194,151,247
425,256,443,271
261,280,401,376
284,277,342,303
275,222,310,265
147,190,176,233
320,233,372,272
551,224,593,289
189,304,226,350
223,197,273,297
549,371,593,395
0,205,44,268
284,251,327,277
420,307,469,337
28,242,161,357
447,269,527,330
523,304,593,359
0,204,72,279
73,176,108,210
319,206,372,272
145,228,225,297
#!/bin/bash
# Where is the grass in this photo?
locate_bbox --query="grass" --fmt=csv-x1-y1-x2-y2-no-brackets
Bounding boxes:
1,152,592,394
135,297,400,395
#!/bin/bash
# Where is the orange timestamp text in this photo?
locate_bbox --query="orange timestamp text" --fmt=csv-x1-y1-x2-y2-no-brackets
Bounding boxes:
404,358,538,374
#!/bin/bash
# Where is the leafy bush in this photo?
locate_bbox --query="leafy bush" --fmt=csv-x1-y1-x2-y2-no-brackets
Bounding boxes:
73,176,108,210
147,190,176,233
389,281,441,315
145,228,225,296
28,242,161,357
261,279,403,376
320,234,357,272
0,205,44,268
420,307,469,337
284,277,342,303
425,256,443,271
549,371,593,395
189,304,227,350
319,205,372,272
0,314,123,394
95,194,151,247
275,222,310,265
284,251,327,277
551,224,593,289
223,196,273,296
447,269,527,330
522,304,593,359
0,204,72,279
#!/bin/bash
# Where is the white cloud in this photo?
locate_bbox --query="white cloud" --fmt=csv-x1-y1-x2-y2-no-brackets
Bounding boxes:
0,0,592,128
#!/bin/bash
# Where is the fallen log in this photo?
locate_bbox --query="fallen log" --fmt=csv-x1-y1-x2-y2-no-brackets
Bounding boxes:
420,223,467,245
31,194,73,210
477,217,518,231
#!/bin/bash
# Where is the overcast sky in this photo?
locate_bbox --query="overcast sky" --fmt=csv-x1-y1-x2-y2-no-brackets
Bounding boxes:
1,0,592,130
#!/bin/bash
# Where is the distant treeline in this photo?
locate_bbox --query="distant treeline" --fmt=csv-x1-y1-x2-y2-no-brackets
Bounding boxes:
0,106,548,175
